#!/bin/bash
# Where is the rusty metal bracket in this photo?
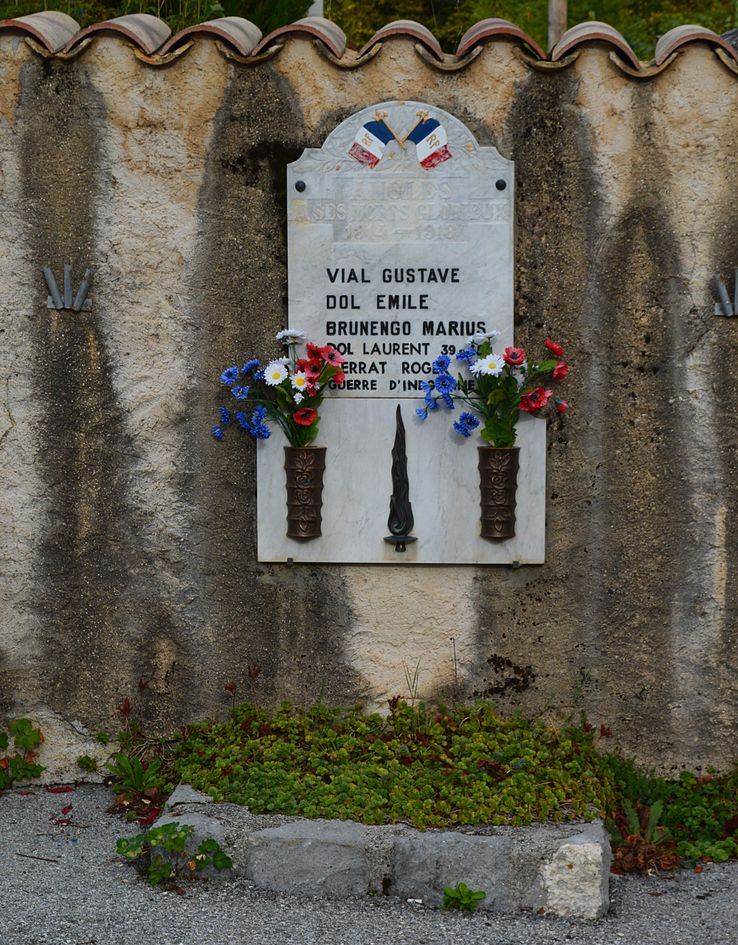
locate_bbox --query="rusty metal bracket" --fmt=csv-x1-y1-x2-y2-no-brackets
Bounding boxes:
43,265,92,312
713,271,737,317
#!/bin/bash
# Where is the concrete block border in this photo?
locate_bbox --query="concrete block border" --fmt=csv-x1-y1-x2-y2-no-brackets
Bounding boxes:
159,785,611,919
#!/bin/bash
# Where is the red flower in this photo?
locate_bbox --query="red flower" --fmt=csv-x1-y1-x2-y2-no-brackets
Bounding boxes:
293,408,318,426
545,339,565,357
552,361,569,380
305,359,323,380
320,345,344,366
555,399,569,414
519,387,553,413
332,370,346,385
306,342,323,360
503,346,526,366
296,357,309,371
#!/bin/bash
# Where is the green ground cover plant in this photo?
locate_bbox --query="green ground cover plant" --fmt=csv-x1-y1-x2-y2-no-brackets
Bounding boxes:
442,881,487,911
162,700,738,871
0,718,44,790
116,821,232,888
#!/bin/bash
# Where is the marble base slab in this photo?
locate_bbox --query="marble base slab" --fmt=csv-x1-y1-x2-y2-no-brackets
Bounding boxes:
256,404,546,565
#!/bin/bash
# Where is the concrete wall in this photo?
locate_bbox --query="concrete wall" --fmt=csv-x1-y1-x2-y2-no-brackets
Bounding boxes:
0,31,736,772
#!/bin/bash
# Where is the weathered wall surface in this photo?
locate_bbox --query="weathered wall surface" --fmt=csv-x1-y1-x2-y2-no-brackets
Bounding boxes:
0,31,735,772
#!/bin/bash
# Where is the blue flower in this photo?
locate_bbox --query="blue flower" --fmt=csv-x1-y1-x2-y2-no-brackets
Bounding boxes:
221,366,239,385
231,386,250,400
427,396,439,411
453,411,480,438
442,392,455,410
219,406,231,426
434,372,457,395
211,425,224,441
252,423,271,440
432,354,451,374
416,407,428,421
251,406,267,424
456,346,476,363
242,359,260,375
253,370,265,381
235,411,249,431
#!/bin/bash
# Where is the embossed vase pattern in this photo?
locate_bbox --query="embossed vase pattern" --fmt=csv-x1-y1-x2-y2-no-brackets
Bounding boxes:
477,447,519,540
284,447,326,541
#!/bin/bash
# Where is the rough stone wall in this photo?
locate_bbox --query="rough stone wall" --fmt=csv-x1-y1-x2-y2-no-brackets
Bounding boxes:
0,34,735,772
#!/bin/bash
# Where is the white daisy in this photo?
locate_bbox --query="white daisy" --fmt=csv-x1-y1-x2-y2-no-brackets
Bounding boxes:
291,371,308,391
469,330,501,346
264,361,288,386
275,328,306,345
471,353,505,376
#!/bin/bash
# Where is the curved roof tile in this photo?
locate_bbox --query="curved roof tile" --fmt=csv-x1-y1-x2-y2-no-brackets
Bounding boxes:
552,20,640,68
655,24,738,65
456,18,545,60
357,20,443,60
5,11,738,75
160,16,261,56
0,10,79,52
66,13,171,55
253,16,345,58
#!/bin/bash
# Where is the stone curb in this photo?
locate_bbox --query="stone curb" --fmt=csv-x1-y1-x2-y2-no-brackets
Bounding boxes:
158,785,611,919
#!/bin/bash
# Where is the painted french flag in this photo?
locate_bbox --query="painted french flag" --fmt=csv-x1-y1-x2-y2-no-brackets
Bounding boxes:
348,120,395,168
406,118,451,169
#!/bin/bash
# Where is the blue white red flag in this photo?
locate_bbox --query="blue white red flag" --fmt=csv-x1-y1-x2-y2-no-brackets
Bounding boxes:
348,120,395,167
406,118,451,169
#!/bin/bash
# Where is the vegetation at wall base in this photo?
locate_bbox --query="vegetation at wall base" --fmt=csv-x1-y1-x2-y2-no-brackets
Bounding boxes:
0,718,44,790
144,699,738,871
116,821,232,889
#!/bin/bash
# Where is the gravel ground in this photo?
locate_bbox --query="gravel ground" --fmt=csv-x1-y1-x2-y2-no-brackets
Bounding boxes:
1,785,737,945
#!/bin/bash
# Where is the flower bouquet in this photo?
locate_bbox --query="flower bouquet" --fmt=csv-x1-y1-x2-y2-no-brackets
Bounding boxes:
418,332,569,540
212,329,345,540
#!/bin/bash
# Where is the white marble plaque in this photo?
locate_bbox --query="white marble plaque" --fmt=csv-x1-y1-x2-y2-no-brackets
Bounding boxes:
257,102,546,565
287,101,514,397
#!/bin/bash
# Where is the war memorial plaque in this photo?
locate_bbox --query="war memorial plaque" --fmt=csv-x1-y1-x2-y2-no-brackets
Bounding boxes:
257,102,546,564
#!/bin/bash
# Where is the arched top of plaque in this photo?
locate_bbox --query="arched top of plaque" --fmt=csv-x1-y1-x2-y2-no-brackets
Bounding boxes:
289,100,511,177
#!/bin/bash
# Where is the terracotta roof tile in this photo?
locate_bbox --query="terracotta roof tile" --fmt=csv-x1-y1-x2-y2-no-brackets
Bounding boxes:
253,16,345,58
456,18,545,60
3,12,738,76
160,16,261,56
66,13,170,55
357,20,443,60
552,21,640,68
654,24,738,65
0,10,79,52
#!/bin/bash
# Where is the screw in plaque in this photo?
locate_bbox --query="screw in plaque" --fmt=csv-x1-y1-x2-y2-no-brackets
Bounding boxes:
384,404,417,553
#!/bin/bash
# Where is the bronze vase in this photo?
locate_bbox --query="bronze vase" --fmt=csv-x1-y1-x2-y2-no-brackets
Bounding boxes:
284,446,326,541
478,446,519,541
